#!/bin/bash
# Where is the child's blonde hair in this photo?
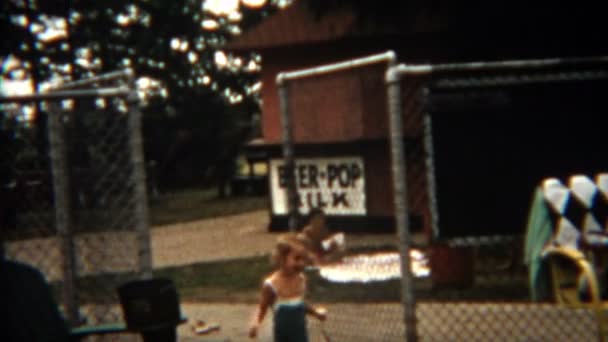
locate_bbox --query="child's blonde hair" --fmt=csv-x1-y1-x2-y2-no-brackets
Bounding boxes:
270,232,313,268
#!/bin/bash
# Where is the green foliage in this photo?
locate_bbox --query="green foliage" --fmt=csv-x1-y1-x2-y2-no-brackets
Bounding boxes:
2,0,274,98
1,0,279,190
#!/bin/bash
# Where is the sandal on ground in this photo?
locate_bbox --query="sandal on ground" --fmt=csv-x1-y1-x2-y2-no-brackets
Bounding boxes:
192,320,221,335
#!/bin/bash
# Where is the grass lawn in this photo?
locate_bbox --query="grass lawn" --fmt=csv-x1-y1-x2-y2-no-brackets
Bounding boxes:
64,244,529,305
149,188,268,227
62,258,528,305
47,187,530,304
156,256,273,303
59,256,272,304
69,246,405,304
5,188,268,240
165,246,410,304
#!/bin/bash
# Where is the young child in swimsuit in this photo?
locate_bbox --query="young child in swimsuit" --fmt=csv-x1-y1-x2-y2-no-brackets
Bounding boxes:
248,233,327,341
299,208,345,265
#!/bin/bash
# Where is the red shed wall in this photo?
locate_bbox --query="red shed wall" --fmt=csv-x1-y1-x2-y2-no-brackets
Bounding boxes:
289,69,364,143
362,142,431,234
362,146,393,216
260,46,396,144
258,44,431,235
260,60,285,144
360,64,390,139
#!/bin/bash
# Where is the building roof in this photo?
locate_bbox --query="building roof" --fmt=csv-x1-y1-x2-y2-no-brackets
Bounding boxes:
225,1,608,54
225,1,360,51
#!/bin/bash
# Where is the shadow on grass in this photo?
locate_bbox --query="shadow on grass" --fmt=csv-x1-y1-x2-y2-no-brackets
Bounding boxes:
5,188,269,241
155,256,273,303
52,256,274,304
149,188,269,227
55,251,530,306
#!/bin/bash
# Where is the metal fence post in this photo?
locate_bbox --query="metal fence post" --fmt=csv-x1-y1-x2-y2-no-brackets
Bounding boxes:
126,85,153,279
276,51,397,232
277,79,299,231
422,107,441,240
386,67,418,342
47,102,80,325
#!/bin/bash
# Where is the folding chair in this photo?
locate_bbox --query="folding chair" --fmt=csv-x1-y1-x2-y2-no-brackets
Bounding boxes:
544,246,608,341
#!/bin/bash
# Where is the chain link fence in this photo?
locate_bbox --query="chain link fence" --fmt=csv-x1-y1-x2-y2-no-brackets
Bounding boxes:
390,57,608,341
1,70,151,331
277,54,608,341
276,52,413,341
3,56,606,341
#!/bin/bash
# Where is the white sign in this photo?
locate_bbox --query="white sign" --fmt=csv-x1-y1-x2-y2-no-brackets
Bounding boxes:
270,157,366,215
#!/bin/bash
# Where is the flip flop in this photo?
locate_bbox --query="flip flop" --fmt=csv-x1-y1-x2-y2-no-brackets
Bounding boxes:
192,320,221,335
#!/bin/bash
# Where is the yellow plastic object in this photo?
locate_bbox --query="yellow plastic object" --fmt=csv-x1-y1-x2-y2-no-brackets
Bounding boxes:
544,246,608,341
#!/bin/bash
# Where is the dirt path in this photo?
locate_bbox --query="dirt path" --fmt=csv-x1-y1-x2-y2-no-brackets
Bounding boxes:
6,209,398,278
6,209,402,342
176,302,597,342
5,210,596,341
151,210,276,267
149,210,401,341
151,209,398,268
153,213,594,341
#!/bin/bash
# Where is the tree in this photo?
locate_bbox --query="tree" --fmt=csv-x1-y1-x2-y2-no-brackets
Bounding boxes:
1,0,281,190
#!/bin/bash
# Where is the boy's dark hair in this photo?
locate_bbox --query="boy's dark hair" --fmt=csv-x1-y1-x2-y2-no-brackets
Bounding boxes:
307,208,325,221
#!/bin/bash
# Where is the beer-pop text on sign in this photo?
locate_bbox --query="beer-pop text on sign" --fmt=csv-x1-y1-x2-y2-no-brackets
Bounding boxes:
270,157,366,215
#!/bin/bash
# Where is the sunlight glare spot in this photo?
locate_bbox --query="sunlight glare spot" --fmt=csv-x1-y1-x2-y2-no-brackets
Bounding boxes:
242,0,267,8
170,38,180,50
203,0,239,15
202,19,219,30
214,51,228,67
188,52,199,64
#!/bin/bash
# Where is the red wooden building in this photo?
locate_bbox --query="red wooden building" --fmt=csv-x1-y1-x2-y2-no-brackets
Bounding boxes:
226,0,606,237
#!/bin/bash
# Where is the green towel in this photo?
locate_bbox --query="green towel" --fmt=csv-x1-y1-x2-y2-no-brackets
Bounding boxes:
524,187,554,301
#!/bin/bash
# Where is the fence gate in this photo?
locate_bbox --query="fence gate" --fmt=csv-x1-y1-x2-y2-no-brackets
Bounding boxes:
0,69,152,328
387,57,608,341
277,53,608,341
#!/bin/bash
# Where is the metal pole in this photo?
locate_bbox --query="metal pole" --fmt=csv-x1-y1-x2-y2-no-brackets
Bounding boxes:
275,50,397,231
126,81,153,279
386,55,608,82
422,111,441,240
47,102,80,325
428,56,608,72
278,51,396,82
381,56,608,341
54,69,133,90
386,66,418,341
277,81,299,231
0,87,131,103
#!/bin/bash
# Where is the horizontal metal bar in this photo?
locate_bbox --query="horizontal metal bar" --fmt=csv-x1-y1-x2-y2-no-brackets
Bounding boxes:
431,56,608,73
54,69,134,90
277,50,396,85
386,65,432,83
432,70,608,88
0,87,131,103
386,56,608,82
